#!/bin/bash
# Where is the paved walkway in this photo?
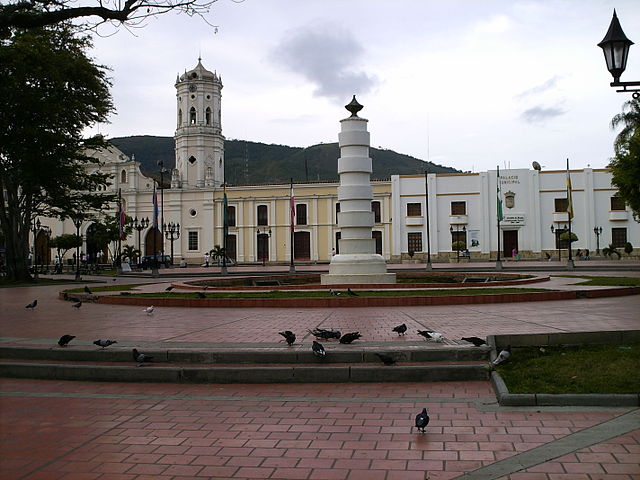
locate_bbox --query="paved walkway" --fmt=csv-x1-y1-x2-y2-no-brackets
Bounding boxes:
1,268,639,479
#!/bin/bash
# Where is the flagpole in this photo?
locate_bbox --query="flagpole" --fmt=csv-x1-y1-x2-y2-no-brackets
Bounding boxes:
221,180,228,276
117,188,123,275
496,166,503,270
566,158,574,270
289,177,296,273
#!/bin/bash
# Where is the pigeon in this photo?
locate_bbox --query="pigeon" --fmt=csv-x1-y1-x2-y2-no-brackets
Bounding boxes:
58,334,75,347
25,299,37,309
339,332,362,344
309,328,341,340
375,353,396,365
72,301,82,309
413,408,430,433
312,341,326,358
492,345,512,366
133,348,153,365
196,292,206,299
165,285,174,291
329,289,341,296
347,288,359,297
84,286,92,294
278,330,296,346
392,323,407,336
93,339,117,348
418,330,444,342
461,336,487,347
143,306,154,315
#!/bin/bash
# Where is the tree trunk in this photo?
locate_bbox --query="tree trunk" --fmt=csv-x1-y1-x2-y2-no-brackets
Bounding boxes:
0,189,32,282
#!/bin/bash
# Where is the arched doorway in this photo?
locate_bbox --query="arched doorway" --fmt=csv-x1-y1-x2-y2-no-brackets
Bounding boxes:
35,230,51,266
85,223,108,264
145,227,163,256
294,231,310,260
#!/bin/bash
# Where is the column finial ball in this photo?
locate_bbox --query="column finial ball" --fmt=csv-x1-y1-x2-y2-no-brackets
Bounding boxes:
345,95,363,117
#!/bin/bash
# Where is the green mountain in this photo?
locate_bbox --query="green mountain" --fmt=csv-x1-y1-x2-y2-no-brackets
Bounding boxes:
110,135,459,185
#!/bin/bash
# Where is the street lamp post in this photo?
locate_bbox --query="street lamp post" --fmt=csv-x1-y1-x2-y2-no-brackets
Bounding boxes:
598,10,640,97
594,226,603,255
164,222,180,267
449,225,466,263
73,217,82,281
42,226,51,274
158,160,168,262
133,217,149,266
30,218,41,280
424,170,432,271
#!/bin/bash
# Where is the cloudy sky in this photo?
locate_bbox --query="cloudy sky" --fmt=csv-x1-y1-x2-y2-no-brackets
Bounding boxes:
89,0,640,173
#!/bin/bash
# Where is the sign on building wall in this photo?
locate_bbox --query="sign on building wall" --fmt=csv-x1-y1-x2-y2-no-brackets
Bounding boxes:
468,230,480,249
502,214,525,226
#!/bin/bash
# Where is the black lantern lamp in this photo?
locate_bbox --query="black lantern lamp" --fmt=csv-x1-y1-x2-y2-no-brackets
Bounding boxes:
599,10,640,96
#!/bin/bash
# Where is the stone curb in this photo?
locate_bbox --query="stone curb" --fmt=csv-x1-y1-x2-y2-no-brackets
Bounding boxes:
0,362,490,384
491,371,640,407
489,329,640,407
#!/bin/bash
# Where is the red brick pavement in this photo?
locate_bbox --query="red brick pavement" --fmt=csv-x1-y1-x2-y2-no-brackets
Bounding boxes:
0,379,636,480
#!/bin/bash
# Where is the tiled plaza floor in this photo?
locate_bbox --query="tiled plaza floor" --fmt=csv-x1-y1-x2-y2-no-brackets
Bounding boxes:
1,267,639,479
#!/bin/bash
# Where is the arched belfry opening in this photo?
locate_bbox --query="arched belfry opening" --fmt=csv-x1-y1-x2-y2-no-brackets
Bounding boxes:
205,107,211,125
189,107,196,125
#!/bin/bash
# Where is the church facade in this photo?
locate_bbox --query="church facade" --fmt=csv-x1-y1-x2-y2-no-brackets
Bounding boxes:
32,60,637,267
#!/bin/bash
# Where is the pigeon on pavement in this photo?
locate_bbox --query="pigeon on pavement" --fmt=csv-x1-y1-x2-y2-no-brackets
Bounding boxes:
58,335,75,347
309,328,341,340
143,306,154,315
392,323,407,336
84,286,92,294
133,348,153,365
339,332,362,344
25,299,37,309
329,289,341,296
278,330,296,346
418,330,444,342
375,353,396,365
347,288,359,297
414,408,430,433
461,336,487,347
312,341,326,358
72,301,82,309
93,339,117,348
492,345,512,365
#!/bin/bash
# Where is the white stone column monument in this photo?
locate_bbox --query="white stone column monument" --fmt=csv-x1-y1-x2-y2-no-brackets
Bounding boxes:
321,97,396,285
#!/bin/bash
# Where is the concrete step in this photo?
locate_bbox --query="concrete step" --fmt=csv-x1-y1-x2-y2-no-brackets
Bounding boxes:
0,345,491,364
0,360,490,384
0,345,492,383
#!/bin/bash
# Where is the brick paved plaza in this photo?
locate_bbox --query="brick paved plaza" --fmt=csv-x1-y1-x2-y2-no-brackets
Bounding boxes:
1,265,639,479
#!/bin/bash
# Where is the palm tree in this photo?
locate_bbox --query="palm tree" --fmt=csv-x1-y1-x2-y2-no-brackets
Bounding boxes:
209,245,226,265
121,245,140,265
610,98,640,154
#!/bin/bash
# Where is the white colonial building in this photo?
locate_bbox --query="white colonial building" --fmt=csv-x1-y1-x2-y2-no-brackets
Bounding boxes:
391,169,639,261
30,59,638,268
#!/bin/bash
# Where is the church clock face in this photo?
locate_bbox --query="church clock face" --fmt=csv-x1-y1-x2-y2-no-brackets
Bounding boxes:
189,83,197,92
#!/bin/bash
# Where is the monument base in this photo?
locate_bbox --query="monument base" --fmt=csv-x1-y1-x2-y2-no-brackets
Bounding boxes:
321,253,396,285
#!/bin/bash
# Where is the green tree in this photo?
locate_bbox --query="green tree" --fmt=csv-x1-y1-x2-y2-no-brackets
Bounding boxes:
0,0,220,39
603,244,621,259
559,232,578,243
0,24,114,281
49,233,81,265
90,214,133,264
121,244,141,264
624,242,633,257
609,99,640,221
209,245,226,264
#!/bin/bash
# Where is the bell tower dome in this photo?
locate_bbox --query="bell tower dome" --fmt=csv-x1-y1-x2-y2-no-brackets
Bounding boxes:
173,58,224,188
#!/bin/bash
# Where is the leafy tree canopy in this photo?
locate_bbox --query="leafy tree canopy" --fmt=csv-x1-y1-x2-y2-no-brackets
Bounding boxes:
609,99,640,221
0,23,115,281
0,0,222,39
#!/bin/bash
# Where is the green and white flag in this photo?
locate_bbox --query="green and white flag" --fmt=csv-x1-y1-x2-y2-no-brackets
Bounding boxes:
497,166,504,222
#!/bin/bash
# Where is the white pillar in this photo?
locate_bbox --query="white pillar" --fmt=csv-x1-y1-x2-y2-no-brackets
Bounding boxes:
321,97,396,285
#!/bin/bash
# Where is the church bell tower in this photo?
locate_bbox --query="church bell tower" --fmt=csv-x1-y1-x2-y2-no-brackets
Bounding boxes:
173,59,224,188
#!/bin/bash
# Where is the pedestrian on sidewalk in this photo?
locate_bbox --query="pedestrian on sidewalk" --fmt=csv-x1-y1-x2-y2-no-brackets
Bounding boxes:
204,252,210,267
585,248,590,260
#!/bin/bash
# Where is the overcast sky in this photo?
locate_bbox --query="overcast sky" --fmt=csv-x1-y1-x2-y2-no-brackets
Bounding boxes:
89,0,640,173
